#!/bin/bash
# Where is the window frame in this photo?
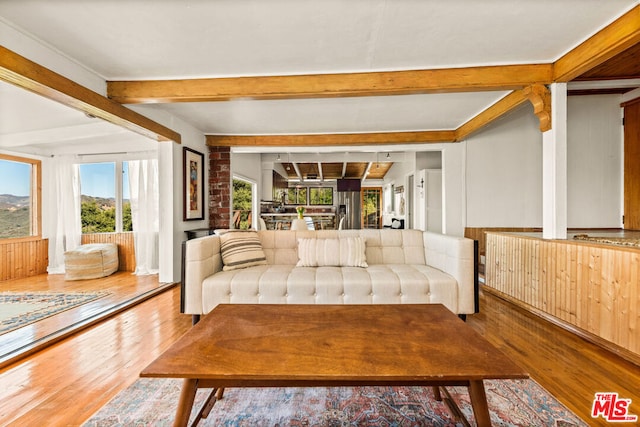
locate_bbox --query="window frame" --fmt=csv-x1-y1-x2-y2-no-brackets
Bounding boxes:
0,153,42,242
286,186,307,205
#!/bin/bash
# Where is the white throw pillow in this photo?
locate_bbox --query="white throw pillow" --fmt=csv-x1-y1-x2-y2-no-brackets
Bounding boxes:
297,237,368,267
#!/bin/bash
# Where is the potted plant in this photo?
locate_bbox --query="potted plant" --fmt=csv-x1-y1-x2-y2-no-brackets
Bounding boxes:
296,206,305,219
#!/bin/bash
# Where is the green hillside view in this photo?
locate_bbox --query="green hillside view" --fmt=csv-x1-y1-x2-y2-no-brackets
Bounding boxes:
81,196,132,233
0,195,132,238
0,206,30,238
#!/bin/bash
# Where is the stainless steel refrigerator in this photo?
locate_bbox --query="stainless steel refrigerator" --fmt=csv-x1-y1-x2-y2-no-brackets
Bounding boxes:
337,190,361,229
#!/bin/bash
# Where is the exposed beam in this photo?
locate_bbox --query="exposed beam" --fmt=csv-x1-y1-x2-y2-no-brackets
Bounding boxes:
362,162,373,182
208,85,552,148
292,162,303,181
455,89,531,141
455,84,552,140
524,84,551,132
554,5,640,82
207,131,455,147
108,64,552,104
0,45,181,143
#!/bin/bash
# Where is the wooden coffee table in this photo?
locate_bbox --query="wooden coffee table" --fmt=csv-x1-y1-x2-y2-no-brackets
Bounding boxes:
141,304,528,427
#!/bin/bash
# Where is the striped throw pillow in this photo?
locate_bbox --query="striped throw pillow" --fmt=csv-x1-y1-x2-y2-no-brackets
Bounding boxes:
219,231,268,271
297,237,368,267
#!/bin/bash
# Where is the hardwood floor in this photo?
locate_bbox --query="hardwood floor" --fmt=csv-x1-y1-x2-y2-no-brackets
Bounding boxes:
0,272,173,369
0,284,191,426
469,288,640,426
0,282,639,426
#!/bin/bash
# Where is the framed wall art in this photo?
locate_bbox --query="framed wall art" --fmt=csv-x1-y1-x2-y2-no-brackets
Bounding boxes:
183,147,205,221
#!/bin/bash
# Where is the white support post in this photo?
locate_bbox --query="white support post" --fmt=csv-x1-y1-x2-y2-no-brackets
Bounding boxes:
542,83,568,239
158,141,175,282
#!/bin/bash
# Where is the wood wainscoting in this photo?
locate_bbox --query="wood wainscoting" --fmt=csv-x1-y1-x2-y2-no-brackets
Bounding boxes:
485,232,640,364
81,232,136,272
464,227,542,273
0,233,136,283
0,238,48,281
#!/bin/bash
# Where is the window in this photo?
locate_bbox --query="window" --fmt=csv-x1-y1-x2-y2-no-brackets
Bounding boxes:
287,186,307,205
309,187,333,205
79,161,131,234
0,154,41,239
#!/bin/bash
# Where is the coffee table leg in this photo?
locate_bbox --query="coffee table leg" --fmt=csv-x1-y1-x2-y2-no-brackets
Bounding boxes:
173,378,198,427
468,380,491,427
432,386,442,401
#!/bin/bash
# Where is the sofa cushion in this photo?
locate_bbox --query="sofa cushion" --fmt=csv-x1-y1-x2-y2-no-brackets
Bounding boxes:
200,263,458,314
296,237,368,267
219,231,268,271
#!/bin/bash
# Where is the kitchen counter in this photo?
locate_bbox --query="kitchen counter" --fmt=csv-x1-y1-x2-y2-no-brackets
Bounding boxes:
261,212,336,230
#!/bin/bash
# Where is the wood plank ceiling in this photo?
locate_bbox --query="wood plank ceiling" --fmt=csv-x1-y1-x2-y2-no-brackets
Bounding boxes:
281,161,393,181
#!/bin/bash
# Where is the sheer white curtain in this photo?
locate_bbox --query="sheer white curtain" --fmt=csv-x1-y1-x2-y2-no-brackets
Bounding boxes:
47,155,81,274
128,159,159,275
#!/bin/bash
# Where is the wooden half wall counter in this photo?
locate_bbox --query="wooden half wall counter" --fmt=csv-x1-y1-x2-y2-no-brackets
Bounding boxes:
81,232,136,272
0,232,137,283
484,231,640,365
0,238,48,282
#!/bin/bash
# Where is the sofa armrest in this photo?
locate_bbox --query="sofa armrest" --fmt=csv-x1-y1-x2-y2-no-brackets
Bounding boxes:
181,235,223,314
423,231,476,314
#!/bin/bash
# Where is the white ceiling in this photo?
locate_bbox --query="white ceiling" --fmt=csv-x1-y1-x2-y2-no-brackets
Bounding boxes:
0,0,638,155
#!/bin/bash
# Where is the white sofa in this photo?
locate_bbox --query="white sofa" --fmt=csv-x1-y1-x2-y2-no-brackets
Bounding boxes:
181,229,477,319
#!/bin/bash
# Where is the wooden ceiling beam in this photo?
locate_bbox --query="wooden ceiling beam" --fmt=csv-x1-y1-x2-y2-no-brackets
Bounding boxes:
0,45,181,143
208,85,552,147
455,84,551,140
207,130,456,147
523,84,551,132
554,5,640,82
455,89,530,141
109,64,552,104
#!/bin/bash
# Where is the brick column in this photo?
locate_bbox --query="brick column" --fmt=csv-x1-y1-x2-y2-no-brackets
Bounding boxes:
209,146,231,230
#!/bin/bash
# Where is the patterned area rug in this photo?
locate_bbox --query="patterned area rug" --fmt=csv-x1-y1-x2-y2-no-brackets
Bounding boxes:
83,378,587,426
0,291,110,335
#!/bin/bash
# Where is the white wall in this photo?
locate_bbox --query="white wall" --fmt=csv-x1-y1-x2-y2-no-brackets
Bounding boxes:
383,152,416,224
465,105,543,227
232,152,262,183
465,95,624,230
130,105,208,282
417,151,443,169
567,94,623,228
441,143,466,236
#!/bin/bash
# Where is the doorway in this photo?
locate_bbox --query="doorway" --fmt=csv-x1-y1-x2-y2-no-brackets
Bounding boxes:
624,100,640,229
232,176,257,229
361,187,382,229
